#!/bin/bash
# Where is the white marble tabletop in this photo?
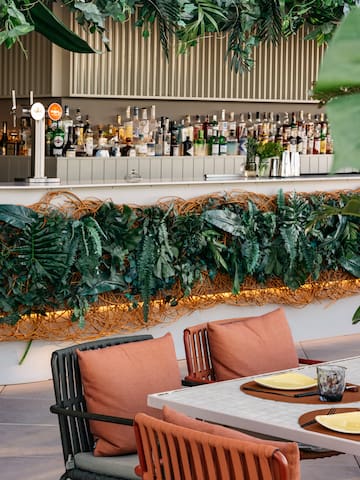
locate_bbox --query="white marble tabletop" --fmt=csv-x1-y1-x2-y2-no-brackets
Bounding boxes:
148,356,360,455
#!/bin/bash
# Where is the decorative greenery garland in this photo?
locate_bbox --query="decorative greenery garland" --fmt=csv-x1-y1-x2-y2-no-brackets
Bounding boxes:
0,188,359,337
1,1,356,72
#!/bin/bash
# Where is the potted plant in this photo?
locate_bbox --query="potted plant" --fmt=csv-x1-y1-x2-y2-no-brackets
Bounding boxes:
256,141,284,177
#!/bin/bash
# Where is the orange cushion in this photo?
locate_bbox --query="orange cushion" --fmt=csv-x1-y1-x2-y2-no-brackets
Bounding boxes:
163,405,300,480
207,308,299,380
77,333,181,456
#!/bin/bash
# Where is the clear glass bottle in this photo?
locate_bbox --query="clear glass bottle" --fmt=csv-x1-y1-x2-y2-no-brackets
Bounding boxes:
124,106,133,140
61,105,73,146
19,117,32,156
226,130,238,155
84,116,94,156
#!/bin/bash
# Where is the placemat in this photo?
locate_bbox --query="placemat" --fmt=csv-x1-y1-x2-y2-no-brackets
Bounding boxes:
298,407,360,441
240,381,360,404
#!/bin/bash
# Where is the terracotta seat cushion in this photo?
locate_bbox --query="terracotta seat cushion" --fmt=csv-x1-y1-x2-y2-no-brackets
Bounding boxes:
163,405,300,480
207,308,299,380
77,333,181,456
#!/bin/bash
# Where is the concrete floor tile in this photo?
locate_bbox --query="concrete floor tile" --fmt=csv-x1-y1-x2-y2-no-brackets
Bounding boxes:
0,456,64,480
0,380,55,400
0,397,56,424
301,454,360,479
0,425,62,456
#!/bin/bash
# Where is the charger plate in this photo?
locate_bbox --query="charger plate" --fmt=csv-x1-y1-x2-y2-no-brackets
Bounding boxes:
315,411,360,434
255,372,317,390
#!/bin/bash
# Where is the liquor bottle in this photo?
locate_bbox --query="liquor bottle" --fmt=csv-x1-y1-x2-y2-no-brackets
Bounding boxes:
63,125,76,157
326,126,334,154
208,128,219,155
0,121,8,155
61,105,73,146
282,112,291,150
226,129,239,155
203,114,210,141
51,121,65,157
155,127,164,156
183,136,193,156
135,133,148,156
74,108,85,153
194,129,206,156
268,112,276,143
218,129,227,155
312,115,321,155
193,115,203,141
245,112,254,138
149,105,158,140
228,111,237,134
116,115,125,144
132,106,140,142
239,127,248,155
124,106,133,140
170,121,180,156
6,118,20,155
261,112,270,143
19,117,32,156
305,113,314,154
139,107,149,140
45,119,54,156
254,112,262,140
288,112,297,153
237,113,246,139
84,116,94,156
120,137,133,156
319,113,327,154
183,114,194,142
218,109,228,138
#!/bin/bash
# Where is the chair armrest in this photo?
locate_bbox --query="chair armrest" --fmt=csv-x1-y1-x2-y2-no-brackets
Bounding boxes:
299,357,323,365
182,376,215,387
50,404,133,425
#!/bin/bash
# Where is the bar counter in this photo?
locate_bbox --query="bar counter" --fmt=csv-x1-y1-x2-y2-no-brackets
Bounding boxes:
0,173,359,205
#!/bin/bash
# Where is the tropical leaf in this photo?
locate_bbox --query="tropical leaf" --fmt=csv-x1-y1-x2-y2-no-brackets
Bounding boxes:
24,1,99,53
0,204,36,229
202,209,243,236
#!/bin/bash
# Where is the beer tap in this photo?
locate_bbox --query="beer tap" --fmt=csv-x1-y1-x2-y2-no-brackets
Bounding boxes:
11,90,17,128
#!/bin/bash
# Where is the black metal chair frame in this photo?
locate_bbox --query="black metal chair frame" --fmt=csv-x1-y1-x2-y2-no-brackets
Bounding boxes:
50,334,153,480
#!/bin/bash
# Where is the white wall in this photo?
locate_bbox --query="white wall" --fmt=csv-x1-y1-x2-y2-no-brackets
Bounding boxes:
135,296,360,359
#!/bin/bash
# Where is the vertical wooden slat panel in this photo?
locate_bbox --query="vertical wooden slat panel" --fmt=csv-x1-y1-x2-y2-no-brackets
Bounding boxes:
70,18,323,102
0,32,52,98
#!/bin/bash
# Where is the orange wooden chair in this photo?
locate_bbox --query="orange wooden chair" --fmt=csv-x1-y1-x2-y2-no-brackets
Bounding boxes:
183,315,321,385
134,412,290,480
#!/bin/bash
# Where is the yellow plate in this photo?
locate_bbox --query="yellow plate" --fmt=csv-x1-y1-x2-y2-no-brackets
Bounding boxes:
255,372,317,390
315,412,360,434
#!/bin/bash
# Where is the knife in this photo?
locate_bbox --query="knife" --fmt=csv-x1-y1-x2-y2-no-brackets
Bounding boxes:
294,385,358,397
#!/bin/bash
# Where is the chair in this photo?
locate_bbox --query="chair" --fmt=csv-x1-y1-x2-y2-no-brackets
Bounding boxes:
134,412,291,480
50,334,153,480
183,315,320,385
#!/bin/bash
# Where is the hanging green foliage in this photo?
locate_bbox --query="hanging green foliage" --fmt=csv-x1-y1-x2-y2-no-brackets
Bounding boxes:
1,1,356,72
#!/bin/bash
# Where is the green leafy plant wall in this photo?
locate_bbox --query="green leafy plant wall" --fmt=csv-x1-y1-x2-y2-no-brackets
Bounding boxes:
0,189,359,330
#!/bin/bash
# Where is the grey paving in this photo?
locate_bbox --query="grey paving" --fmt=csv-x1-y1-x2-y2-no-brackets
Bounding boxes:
0,336,360,479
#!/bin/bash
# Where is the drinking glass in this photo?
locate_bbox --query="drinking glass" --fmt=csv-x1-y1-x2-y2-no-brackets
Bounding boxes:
317,365,346,402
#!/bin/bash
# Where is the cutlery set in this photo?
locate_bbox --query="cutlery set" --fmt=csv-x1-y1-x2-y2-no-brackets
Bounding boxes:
242,384,358,398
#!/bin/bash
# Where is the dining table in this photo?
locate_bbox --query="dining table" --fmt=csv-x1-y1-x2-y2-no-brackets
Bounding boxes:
148,356,360,455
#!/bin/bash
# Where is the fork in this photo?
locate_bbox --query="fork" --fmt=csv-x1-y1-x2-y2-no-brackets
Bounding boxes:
300,407,337,428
